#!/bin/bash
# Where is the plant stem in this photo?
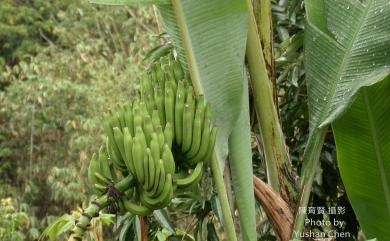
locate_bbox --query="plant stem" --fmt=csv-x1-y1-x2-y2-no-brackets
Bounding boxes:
68,175,134,241
253,0,277,105
292,128,327,237
211,153,238,241
246,0,295,202
68,195,108,241
140,216,148,241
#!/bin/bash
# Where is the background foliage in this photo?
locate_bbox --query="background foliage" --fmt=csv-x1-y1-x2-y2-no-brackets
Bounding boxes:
0,0,158,239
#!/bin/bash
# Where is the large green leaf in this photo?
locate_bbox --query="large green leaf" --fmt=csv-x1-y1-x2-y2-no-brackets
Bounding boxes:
333,78,390,241
305,0,390,130
295,0,390,234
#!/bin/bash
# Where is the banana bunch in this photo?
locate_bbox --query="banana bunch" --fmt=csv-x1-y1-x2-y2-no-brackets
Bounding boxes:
141,60,217,168
103,99,175,214
87,58,217,216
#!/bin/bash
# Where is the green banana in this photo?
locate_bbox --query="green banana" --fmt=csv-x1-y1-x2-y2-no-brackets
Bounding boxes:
113,127,126,161
151,109,161,129
145,93,155,115
122,198,153,216
181,103,194,153
149,158,161,194
132,136,145,184
187,119,211,165
88,153,100,194
141,174,173,209
124,106,134,136
123,128,135,175
146,149,156,191
115,175,135,191
94,172,111,186
139,101,149,118
154,159,167,197
141,75,153,99
135,126,147,151
174,81,185,146
186,86,194,101
149,159,165,197
155,125,165,149
108,143,127,172
162,144,175,175
164,83,175,135
150,133,161,163
94,183,107,193
155,64,165,86
123,188,134,199
176,162,203,188
104,119,124,169
142,149,150,191
186,96,205,157
98,146,113,180
132,105,143,130
154,86,165,126
143,114,154,144
163,122,173,149
203,127,217,163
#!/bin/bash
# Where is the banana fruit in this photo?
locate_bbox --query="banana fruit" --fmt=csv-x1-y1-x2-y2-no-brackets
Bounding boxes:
87,57,217,217
87,146,116,195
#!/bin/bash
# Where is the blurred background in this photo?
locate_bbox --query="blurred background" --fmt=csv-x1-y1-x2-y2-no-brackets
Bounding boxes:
0,0,357,240
0,1,159,239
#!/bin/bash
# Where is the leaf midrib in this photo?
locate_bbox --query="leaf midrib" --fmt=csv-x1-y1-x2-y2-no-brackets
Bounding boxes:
316,0,371,128
171,0,202,95
363,89,390,216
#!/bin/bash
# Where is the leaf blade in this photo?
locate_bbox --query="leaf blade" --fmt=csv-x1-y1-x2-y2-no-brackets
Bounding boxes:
332,78,390,240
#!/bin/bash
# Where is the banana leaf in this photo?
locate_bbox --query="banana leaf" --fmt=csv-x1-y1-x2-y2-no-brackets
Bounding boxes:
333,78,390,241
296,0,390,234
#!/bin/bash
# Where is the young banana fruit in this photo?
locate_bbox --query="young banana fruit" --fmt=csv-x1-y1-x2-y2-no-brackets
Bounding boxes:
87,58,217,218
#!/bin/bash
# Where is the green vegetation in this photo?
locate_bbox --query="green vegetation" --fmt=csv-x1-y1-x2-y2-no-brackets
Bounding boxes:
0,1,158,239
1,0,389,241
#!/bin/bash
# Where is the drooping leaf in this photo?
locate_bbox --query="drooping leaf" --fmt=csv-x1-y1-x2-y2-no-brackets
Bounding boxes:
39,214,75,241
333,78,390,241
228,79,257,241
153,209,175,233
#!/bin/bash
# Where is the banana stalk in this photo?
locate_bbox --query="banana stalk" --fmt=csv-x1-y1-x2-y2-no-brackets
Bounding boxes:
68,175,134,241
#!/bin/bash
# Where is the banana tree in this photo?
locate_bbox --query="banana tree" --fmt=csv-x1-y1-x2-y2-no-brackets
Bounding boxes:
42,0,390,240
